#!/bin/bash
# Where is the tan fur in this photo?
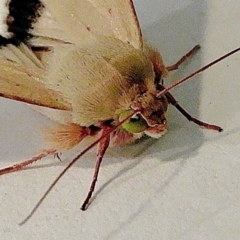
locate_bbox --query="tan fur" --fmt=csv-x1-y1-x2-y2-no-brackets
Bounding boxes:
144,44,168,79
0,0,170,149
44,42,130,126
44,123,91,150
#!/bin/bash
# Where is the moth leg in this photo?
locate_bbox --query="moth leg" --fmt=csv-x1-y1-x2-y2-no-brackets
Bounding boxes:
0,149,56,175
167,45,201,71
81,128,110,210
54,152,62,162
165,92,223,132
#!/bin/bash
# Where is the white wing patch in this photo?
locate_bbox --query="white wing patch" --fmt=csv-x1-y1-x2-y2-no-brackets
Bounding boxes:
0,0,12,38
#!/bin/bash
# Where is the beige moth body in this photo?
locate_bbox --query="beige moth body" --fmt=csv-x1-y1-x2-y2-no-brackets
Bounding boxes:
0,0,236,216
0,0,170,151
0,0,172,213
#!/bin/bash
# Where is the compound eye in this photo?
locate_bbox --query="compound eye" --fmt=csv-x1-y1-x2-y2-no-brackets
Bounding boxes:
119,110,148,133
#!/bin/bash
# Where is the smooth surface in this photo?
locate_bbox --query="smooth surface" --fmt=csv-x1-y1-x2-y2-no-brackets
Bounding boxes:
0,0,240,239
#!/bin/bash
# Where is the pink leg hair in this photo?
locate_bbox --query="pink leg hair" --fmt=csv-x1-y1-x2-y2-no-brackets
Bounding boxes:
0,149,56,175
81,128,111,210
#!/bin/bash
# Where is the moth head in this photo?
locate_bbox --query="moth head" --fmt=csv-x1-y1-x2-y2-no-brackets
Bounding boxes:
118,90,168,138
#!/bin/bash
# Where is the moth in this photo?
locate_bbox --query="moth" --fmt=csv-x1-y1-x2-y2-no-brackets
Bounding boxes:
0,0,239,223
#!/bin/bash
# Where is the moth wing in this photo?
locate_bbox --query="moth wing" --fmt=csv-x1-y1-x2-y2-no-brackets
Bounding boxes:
42,0,142,49
0,44,72,111
30,6,72,47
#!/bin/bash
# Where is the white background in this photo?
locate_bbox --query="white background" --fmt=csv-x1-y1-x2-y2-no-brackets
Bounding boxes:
0,0,240,239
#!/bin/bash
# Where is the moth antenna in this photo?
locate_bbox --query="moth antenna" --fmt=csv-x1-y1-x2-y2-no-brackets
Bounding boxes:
0,149,56,175
156,47,240,131
19,109,140,225
157,47,240,97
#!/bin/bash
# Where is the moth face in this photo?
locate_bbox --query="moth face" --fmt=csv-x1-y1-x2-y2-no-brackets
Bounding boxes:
119,92,168,139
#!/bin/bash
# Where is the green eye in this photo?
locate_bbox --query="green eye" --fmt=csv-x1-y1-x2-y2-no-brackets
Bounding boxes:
119,110,148,133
